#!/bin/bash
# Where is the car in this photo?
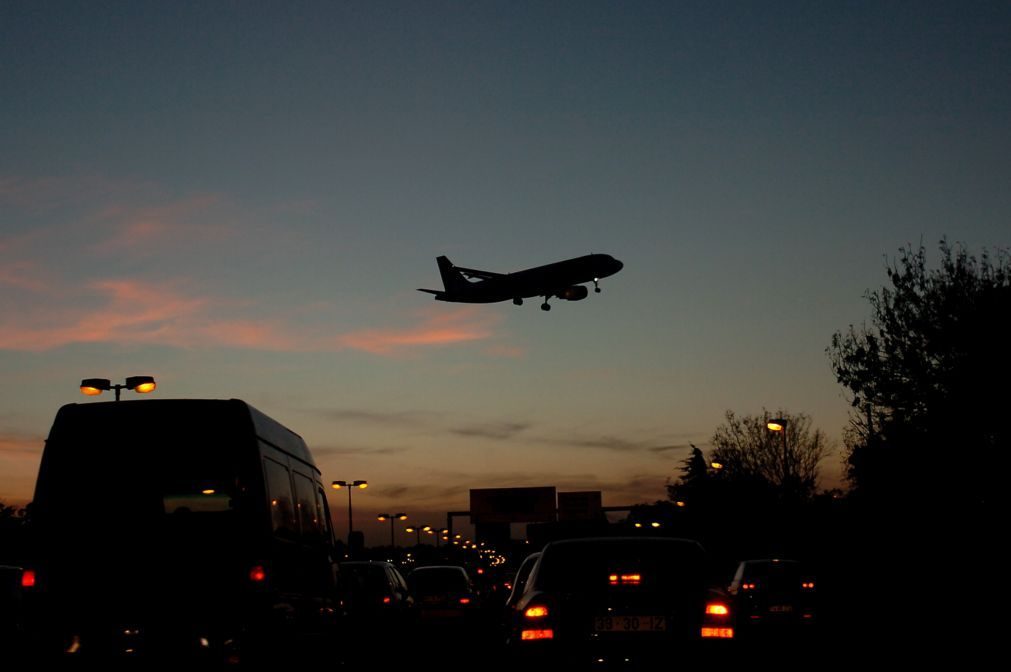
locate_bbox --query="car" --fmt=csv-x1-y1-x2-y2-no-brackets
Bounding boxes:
22,399,343,665
727,559,816,636
407,565,480,623
503,552,540,612
505,537,734,668
339,560,414,624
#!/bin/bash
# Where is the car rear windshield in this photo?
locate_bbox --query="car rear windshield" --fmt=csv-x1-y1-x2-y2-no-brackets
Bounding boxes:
409,568,469,595
535,539,706,594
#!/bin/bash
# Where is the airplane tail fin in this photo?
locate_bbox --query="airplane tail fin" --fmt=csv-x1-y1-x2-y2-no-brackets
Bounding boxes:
436,255,470,294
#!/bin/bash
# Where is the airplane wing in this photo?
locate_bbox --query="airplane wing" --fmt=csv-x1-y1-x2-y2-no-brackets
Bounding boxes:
454,266,504,281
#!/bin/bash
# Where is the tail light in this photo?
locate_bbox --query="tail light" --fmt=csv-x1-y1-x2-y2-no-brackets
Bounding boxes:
249,565,267,583
801,581,816,590
459,597,471,605
705,603,729,616
608,573,642,586
741,582,756,591
524,605,549,619
21,569,36,588
382,596,392,605
701,627,734,639
520,629,554,641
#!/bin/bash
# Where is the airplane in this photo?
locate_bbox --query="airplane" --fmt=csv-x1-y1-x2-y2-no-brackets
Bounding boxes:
418,253,623,311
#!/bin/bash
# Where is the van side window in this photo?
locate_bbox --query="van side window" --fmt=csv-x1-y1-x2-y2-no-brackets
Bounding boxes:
315,487,333,543
263,458,297,539
292,472,321,541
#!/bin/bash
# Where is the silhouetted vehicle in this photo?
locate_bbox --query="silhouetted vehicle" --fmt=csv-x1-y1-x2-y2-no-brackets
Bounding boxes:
22,399,342,666
407,565,480,623
1,565,25,653
504,537,734,669
340,560,414,624
503,552,540,612
727,559,816,636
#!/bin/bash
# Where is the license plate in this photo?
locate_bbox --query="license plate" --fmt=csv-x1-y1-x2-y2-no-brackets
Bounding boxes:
593,615,669,632
769,604,794,613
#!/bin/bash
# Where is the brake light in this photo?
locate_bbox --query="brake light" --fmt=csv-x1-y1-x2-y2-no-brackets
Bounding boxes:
382,596,392,605
21,569,36,588
249,565,267,582
608,573,642,586
524,605,549,619
701,627,734,639
801,581,815,590
459,597,471,605
521,629,554,641
741,582,756,590
705,603,729,616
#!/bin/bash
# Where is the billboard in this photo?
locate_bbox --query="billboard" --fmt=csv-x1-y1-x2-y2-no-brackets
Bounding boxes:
557,491,603,522
470,487,557,524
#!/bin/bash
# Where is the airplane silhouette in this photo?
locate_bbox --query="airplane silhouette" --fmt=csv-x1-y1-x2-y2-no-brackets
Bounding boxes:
418,254,623,311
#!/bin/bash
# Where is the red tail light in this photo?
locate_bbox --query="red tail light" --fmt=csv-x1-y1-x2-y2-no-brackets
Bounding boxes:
524,605,549,619
21,569,36,588
801,581,816,590
249,565,267,582
521,629,554,641
608,573,642,586
705,603,730,616
382,596,392,605
701,627,734,639
458,597,471,605
741,582,756,590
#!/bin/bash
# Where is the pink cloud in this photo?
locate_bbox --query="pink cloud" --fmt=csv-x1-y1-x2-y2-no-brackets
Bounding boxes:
0,278,505,356
335,308,502,355
89,194,233,255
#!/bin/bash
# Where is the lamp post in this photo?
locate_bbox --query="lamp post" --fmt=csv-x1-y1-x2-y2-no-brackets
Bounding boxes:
331,480,368,550
405,524,431,546
767,418,789,482
377,513,408,548
80,376,157,401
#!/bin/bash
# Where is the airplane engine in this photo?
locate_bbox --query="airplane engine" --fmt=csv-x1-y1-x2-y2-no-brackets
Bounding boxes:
558,285,589,301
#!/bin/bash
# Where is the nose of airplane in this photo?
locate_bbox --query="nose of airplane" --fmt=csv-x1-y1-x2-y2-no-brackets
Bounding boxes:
611,257,624,273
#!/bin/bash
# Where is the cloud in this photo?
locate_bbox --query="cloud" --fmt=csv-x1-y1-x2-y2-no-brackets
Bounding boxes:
648,444,694,454
314,408,437,428
0,279,504,355
0,434,43,459
334,308,502,355
451,422,530,440
313,445,410,457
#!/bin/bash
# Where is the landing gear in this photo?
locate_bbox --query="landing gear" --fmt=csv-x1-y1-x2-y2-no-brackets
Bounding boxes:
593,277,602,293
513,297,523,306
540,299,552,311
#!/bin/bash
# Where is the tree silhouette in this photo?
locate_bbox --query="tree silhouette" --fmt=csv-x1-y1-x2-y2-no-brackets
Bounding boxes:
828,240,1010,507
708,410,828,501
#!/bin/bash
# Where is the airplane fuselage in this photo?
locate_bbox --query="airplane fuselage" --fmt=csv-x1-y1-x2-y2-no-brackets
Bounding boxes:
418,253,623,309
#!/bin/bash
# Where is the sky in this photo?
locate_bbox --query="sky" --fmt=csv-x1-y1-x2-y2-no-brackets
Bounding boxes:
2,1,1009,545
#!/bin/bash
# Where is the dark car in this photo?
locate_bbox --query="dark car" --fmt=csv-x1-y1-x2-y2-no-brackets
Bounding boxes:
727,559,816,636
505,537,734,668
407,565,480,622
340,560,414,623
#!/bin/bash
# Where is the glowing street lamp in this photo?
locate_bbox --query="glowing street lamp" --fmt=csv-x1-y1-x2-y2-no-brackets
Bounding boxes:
377,512,408,548
80,376,157,402
404,524,432,545
767,418,789,480
331,480,368,551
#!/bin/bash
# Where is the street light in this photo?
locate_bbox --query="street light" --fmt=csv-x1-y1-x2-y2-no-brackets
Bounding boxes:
767,418,789,481
377,512,408,548
331,480,368,550
80,376,157,401
404,524,431,546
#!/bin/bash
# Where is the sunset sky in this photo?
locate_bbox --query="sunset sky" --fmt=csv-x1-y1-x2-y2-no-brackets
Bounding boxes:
2,1,1008,544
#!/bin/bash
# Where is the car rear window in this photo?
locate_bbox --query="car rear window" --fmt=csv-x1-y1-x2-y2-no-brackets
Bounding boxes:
535,539,706,595
409,568,469,595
